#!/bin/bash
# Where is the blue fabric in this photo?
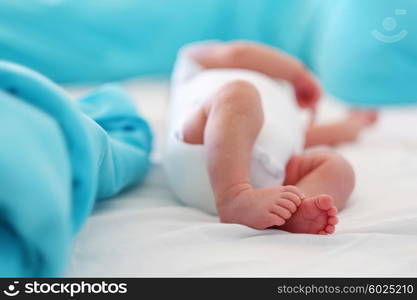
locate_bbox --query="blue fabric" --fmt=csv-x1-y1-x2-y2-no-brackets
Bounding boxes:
0,0,416,106
310,0,417,107
0,61,152,277
0,0,318,82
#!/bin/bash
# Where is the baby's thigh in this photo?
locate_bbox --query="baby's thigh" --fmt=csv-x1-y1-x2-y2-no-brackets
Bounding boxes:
284,150,346,185
182,79,262,144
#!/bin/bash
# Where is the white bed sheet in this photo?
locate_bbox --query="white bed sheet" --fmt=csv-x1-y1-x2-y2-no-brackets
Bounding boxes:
66,80,417,277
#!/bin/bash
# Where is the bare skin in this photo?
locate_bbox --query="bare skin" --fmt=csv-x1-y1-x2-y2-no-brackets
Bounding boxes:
181,41,376,234
305,110,379,148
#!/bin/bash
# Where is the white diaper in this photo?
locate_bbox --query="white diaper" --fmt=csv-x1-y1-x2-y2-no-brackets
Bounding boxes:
164,42,306,215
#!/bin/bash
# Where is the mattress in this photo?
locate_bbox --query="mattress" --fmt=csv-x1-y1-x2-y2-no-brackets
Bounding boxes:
66,79,417,277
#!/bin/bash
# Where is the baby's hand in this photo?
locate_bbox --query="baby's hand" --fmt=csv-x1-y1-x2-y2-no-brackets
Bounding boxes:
292,69,322,111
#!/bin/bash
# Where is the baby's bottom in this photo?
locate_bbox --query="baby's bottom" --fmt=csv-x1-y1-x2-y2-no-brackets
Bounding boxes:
182,80,354,234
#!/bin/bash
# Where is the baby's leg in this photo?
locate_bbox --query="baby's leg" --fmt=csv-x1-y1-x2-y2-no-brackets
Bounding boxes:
281,151,355,234
183,80,304,229
305,110,378,148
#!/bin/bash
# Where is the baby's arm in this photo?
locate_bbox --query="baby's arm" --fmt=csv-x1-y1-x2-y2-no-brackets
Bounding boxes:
192,41,321,110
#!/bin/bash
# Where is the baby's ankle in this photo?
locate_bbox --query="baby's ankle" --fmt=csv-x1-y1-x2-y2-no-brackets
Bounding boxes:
215,182,253,212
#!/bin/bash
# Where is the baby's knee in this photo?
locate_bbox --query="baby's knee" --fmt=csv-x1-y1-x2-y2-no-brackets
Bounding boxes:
210,80,263,120
216,80,260,108
324,152,355,190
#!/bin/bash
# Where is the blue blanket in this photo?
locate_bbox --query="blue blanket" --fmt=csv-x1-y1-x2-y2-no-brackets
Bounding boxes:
0,0,416,106
0,61,152,277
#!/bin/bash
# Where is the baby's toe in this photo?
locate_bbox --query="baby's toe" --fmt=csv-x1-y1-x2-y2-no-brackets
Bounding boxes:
269,214,286,227
260,214,285,229
277,199,297,213
328,216,339,225
283,186,305,202
280,192,302,207
272,206,292,219
325,225,335,234
316,195,334,210
327,207,338,216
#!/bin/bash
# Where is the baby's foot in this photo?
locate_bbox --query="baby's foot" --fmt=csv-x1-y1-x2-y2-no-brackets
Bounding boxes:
280,195,338,234
335,110,378,144
348,110,378,127
217,185,304,230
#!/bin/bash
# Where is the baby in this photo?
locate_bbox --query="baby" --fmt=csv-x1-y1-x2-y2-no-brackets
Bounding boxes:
165,41,377,234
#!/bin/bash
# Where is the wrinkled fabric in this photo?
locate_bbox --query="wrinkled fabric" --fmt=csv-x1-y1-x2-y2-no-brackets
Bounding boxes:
0,61,152,276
